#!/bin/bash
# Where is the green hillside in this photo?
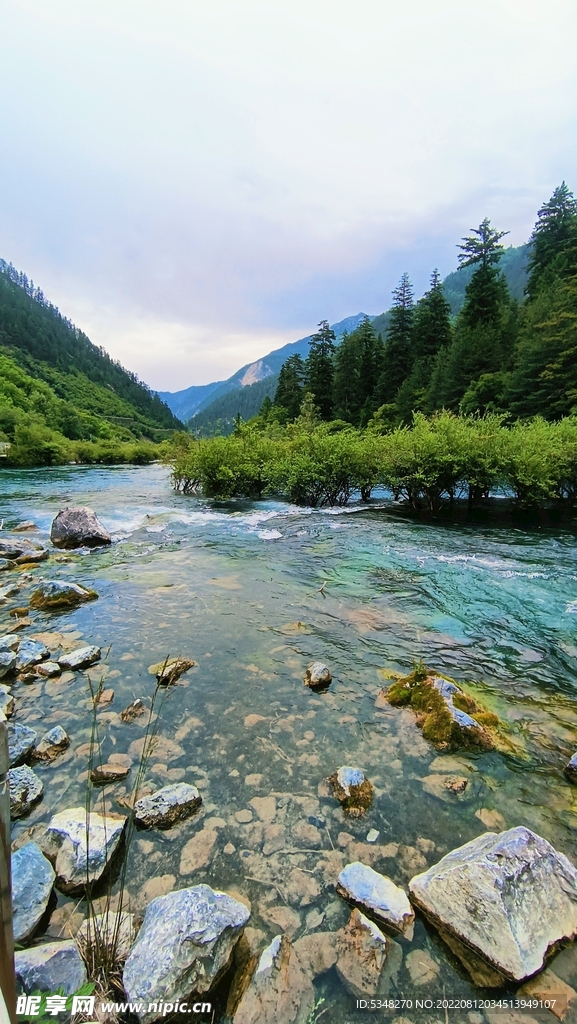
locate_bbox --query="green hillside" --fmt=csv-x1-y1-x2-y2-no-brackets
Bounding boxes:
0,260,182,465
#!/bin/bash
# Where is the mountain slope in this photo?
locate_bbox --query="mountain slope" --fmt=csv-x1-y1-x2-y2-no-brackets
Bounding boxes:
0,260,181,435
162,314,368,422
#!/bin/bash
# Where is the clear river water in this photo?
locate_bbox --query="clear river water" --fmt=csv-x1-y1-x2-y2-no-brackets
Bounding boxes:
2,463,577,1022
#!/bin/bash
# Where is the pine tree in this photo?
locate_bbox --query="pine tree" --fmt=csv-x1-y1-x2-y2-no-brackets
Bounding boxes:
273,353,305,421
526,182,577,298
411,269,452,359
457,218,509,328
375,273,414,403
305,320,336,420
333,331,360,423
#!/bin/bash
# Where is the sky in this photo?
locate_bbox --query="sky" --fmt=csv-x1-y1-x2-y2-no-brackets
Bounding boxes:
1,1,576,391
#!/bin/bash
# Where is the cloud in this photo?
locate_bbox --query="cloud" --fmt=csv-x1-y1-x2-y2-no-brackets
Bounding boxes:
0,0,576,389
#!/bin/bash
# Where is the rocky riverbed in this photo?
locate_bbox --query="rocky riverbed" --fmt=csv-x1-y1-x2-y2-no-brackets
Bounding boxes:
3,465,577,1022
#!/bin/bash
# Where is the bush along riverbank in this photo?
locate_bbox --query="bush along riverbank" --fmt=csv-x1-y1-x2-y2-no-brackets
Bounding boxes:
168,411,577,512
5,507,577,1021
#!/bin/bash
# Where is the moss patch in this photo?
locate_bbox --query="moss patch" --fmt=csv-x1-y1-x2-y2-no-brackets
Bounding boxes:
329,772,374,817
384,667,498,752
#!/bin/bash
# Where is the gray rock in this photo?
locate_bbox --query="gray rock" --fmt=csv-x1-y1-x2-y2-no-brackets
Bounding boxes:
409,825,577,984
0,557,16,571
303,661,332,688
0,650,16,679
0,685,14,717
15,547,49,565
337,862,414,936
36,661,62,678
8,722,37,766
77,911,137,961
50,506,111,549
12,842,56,943
30,580,97,611
0,539,37,560
8,765,44,818
15,639,50,672
13,521,38,532
227,933,315,1024
39,807,126,893
0,634,19,651
134,783,202,829
58,645,101,670
123,885,250,1023
33,726,70,762
15,940,87,995
565,753,577,783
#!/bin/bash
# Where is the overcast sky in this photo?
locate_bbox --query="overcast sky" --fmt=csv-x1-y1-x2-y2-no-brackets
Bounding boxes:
1,0,576,390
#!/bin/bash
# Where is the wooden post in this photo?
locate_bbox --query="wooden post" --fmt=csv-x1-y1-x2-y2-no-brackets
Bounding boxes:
0,720,16,1023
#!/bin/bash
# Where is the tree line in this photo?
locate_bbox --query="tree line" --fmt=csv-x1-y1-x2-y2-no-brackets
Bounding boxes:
267,183,577,428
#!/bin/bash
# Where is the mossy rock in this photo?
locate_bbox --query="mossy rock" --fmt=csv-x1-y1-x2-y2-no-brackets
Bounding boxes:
329,766,374,817
384,667,502,752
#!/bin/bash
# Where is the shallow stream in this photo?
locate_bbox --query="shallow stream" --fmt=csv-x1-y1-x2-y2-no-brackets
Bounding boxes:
2,464,577,1022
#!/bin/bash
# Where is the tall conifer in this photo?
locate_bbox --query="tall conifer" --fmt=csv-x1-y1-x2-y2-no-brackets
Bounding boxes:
305,320,336,420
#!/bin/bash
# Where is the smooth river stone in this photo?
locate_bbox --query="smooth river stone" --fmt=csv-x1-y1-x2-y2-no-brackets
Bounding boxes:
39,807,126,893
33,725,70,761
12,842,56,943
123,885,250,1024
337,862,414,935
408,825,577,984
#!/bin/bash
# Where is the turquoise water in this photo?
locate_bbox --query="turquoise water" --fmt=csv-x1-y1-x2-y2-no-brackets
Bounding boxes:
2,464,577,1020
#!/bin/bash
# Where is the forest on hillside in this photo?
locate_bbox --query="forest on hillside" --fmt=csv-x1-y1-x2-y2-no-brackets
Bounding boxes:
265,184,577,430
0,261,182,464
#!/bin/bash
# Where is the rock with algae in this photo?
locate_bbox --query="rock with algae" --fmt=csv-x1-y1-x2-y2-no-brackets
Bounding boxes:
329,766,374,817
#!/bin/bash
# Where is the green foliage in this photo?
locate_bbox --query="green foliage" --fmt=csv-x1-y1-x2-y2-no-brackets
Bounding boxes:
305,320,336,420
17,984,95,1023
376,272,414,402
168,410,577,512
526,182,577,299
273,353,305,421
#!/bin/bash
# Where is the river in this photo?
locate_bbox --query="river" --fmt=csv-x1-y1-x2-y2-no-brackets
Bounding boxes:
2,463,577,1020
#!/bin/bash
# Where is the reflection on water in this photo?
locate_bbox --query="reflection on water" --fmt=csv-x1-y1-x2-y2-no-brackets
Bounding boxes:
3,464,577,1020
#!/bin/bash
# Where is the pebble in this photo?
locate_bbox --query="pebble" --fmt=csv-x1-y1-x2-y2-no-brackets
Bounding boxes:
366,829,380,843
235,809,253,823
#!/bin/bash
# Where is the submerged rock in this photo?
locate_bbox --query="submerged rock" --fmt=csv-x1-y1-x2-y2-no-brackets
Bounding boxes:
30,581,97,611
335,908,388,998
337,862,414,936
8,722,37,766
15,940,86,995
227,933,315,1024
134,782,202,829
90,763,131,784
120,698,147,722
39,807,126,893
409,825,577,984
50,506,111,549
58,645,101,670
12,842,56,944
13,521,38,532
329,766,374,817
123,885,250,1024
15,638,50,672
303,661,332,689
8,765,44,818
33,726,70,762
15,547,49,565
0,558,16,571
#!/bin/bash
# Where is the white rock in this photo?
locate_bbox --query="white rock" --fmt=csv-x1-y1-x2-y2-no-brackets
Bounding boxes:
15,639,49,672
39,807,126,893
409,825,577,983
0,634,19,652
8,765,44,818
123,885,250,1023
15,940,86,995
58,645,101,670
0,650,16,679
336,766,365,796
337,862,414,936
8,722,37,766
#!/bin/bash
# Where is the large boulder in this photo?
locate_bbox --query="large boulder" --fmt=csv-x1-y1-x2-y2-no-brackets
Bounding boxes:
133,783,202,829
227,934,315,1024
15,941,86,995
39,807,126,893
12,842,56,944
50,507,111,549
8,723,37,766
335,908,388,998
8,765,44,818
337,862,414,936
409,826,577,984
123,885,250,1023
15,638,50,672
30,581,97,612
58,645,101,670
